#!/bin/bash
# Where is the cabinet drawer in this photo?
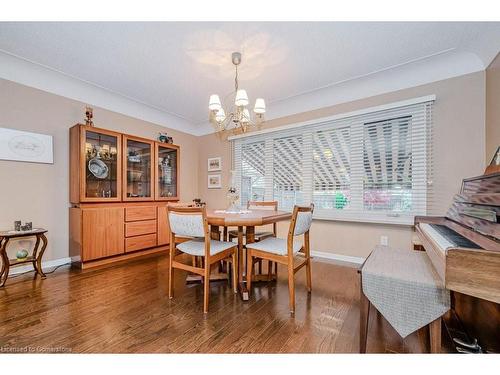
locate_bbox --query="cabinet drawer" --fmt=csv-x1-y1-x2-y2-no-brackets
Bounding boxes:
125,220,157,237
125,233,157,252
125,206,157,222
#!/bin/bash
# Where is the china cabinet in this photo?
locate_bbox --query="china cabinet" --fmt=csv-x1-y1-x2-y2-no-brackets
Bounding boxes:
69,124,180,268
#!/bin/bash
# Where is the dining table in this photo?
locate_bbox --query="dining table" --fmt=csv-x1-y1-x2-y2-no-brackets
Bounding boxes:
206,208,292,300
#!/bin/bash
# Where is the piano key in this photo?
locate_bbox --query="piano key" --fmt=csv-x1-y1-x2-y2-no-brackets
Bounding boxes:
429,224,482,249
419,223,453,252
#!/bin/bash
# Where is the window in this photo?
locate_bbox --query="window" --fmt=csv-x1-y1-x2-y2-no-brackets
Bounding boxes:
313,126,351,211
363,116,412,212
233,97,433,224
273,134,304,210
240,141,265,204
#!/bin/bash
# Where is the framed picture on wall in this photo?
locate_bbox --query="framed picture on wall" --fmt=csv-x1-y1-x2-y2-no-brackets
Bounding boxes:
207,174,222,189
207,157,222,172
0,127,53,164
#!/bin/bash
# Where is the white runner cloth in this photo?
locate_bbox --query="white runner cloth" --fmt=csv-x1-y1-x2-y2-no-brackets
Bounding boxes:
361,245,450,338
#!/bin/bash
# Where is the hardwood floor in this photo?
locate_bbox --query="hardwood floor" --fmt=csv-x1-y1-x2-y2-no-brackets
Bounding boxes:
0,254,439,353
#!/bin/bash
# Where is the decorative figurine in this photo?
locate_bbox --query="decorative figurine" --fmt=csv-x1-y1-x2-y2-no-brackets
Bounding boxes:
128,150,141,163
158,132,173,144
158,133,167,143
85,106,94,127
226,171,239,213
16,249,29,260
14,220,21,231
160,155,172,184
20,222,32,231
193,198,206,207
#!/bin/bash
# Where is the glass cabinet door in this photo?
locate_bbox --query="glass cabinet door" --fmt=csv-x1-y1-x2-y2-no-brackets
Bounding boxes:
155,143,179,200
124,136,154,200
83,128,121,201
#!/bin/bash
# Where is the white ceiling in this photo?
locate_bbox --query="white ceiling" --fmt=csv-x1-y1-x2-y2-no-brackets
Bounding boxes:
1,22,499,135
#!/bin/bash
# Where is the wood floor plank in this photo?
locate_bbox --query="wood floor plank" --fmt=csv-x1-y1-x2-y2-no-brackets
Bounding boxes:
0,254,439,353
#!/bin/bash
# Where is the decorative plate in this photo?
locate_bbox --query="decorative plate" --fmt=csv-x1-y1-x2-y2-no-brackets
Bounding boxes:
88,158,109,179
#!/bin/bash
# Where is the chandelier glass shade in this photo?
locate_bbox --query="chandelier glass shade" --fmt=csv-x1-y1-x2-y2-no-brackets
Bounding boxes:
208,52,266,134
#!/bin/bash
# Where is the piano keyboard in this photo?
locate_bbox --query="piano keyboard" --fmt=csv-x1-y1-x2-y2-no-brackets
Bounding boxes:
419,223,482,250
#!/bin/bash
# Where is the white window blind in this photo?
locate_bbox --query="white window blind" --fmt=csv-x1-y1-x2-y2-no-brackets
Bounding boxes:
233,98,434,225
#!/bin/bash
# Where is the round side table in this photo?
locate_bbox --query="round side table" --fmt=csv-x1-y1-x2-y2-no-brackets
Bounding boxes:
0,228,48,287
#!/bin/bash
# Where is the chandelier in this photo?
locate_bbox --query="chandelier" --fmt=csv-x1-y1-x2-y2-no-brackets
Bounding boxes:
208,52,266,134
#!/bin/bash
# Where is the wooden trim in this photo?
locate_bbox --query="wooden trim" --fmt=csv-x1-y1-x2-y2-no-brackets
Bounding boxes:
75,246,168,270
69,125,80,204
74,201,174,208
122,134,155,201
69,207,82,259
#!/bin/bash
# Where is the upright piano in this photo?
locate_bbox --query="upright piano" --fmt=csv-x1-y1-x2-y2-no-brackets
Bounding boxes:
415,171,500,353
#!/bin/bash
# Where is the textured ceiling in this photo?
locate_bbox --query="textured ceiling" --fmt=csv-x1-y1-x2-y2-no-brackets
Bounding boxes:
0,22,499,131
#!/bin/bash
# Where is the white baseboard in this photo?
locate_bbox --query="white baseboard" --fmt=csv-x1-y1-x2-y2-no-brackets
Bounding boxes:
9,257,72,275
311,250,365,266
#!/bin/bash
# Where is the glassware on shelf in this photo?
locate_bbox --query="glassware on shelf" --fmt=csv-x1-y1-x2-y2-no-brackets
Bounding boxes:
156,144,178,199
125,138,153,199
84,130,119,199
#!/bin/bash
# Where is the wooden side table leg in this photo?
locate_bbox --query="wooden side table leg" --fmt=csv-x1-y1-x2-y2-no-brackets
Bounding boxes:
32,235,41,259
34,234,48,278
0,238,10,287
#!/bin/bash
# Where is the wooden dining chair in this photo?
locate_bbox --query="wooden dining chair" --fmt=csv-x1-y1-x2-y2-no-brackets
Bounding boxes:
167,206,238,313
225,200,278,278
246,204,314,314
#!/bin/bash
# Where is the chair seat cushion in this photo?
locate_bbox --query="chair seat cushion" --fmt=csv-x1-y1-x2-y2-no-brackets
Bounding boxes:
246,237,303,256
177,239,236,256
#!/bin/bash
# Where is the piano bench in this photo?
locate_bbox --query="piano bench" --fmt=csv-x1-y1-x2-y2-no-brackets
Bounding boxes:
359,245,450,353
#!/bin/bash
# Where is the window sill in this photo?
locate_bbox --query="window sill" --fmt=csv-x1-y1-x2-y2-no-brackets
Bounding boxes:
312,212,416,226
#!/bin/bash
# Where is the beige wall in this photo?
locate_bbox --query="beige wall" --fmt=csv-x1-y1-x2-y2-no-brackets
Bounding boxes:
486,53,500,163
198,72,486,258
0,79,199,262
0,70,488,262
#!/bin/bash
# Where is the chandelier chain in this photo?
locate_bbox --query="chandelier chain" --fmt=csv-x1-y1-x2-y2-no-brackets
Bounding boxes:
234,64,239,91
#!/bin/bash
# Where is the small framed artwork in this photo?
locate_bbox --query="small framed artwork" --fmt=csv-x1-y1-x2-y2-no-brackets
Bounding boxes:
0,127,53,164
208,174,222,189
207,157,222,172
